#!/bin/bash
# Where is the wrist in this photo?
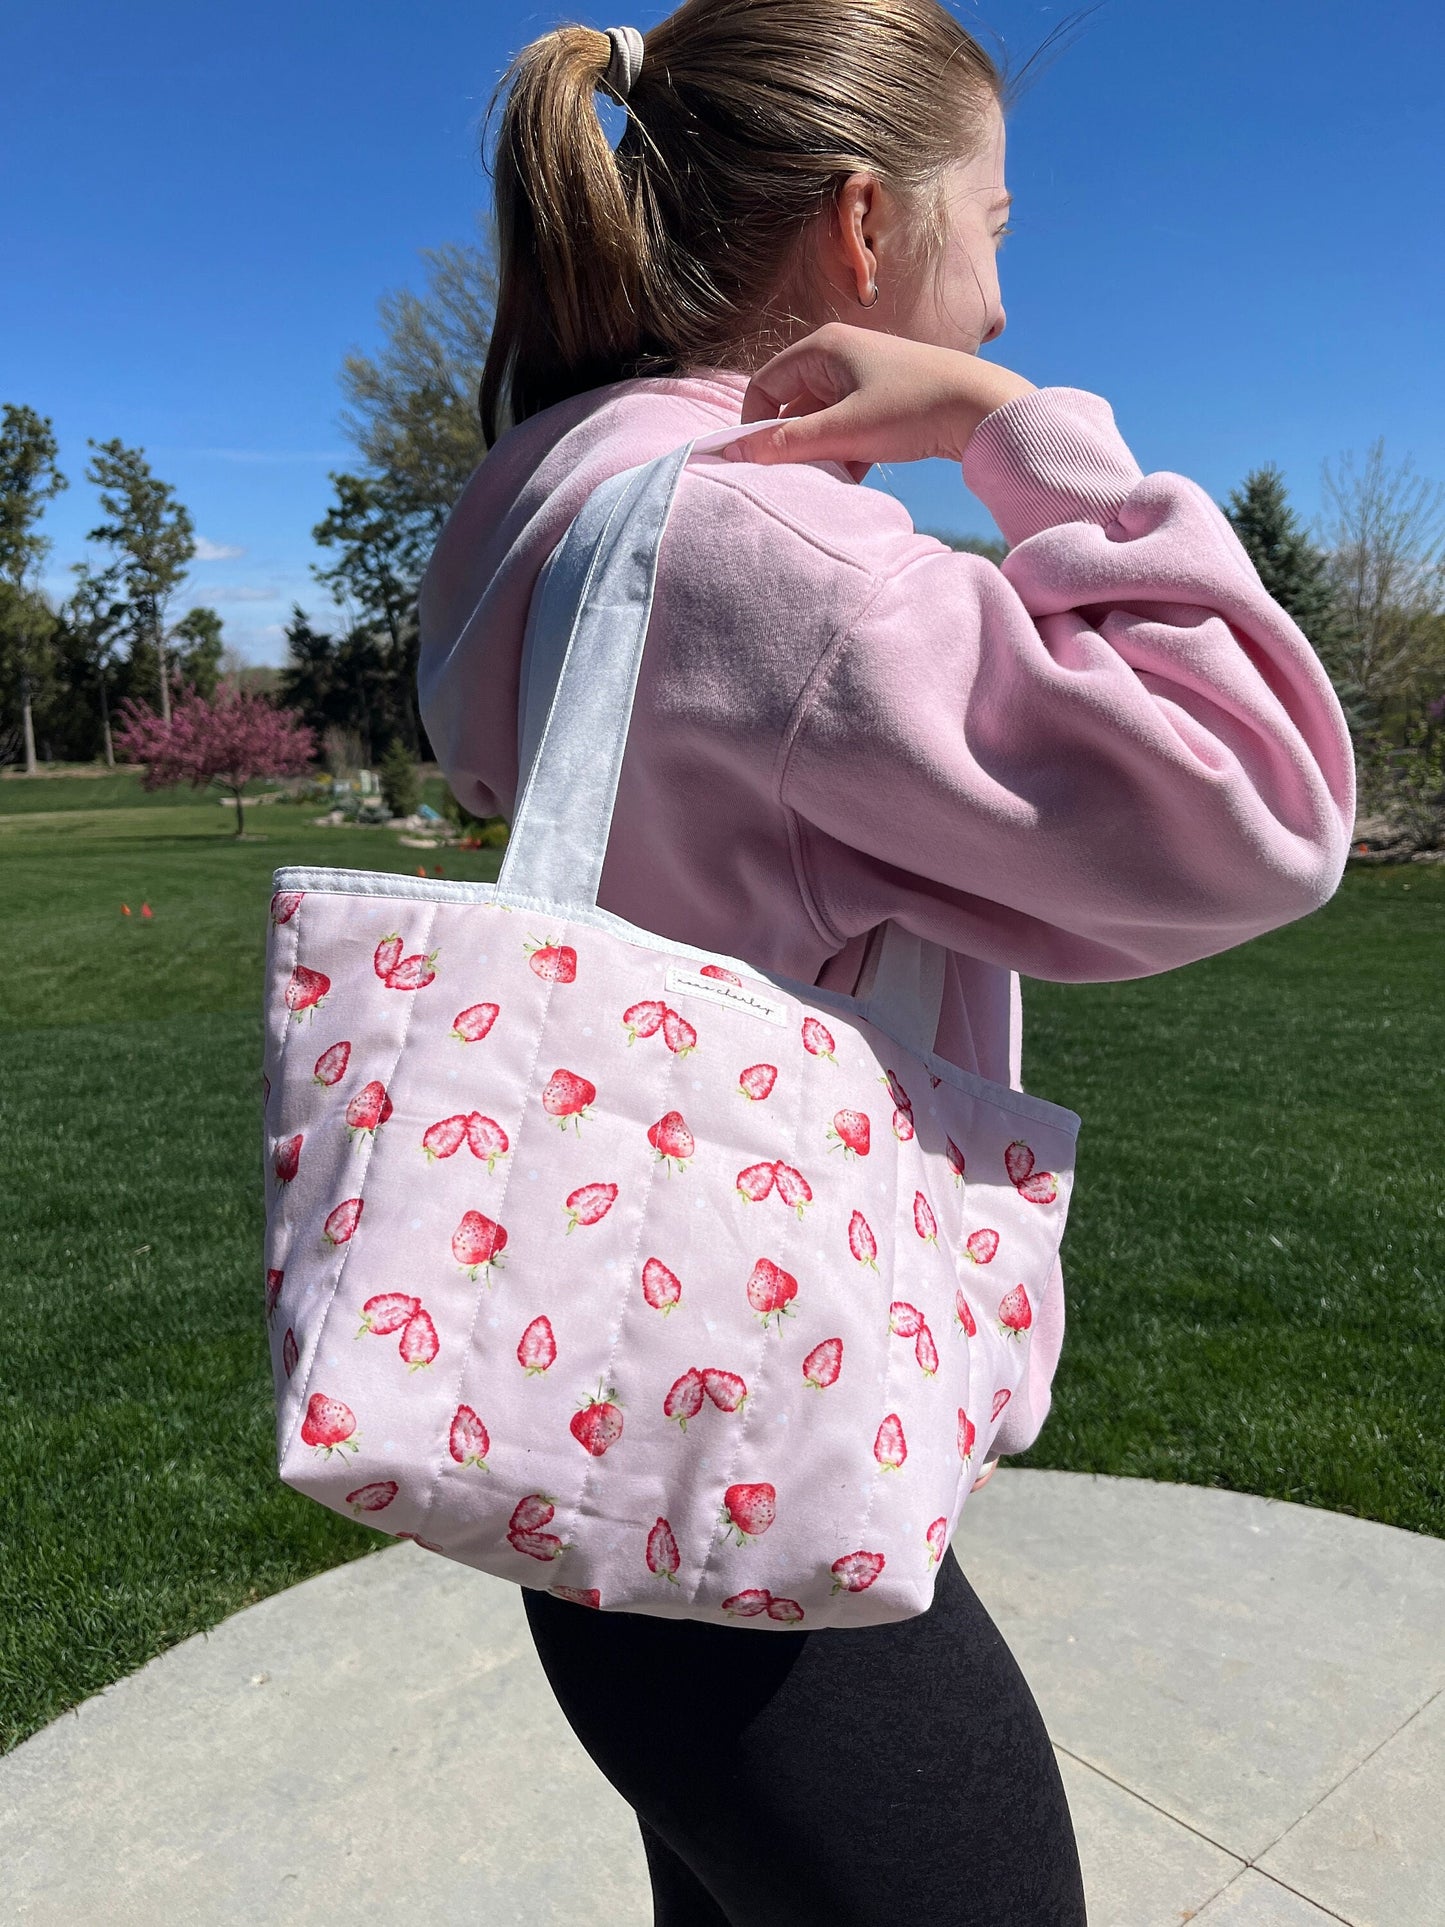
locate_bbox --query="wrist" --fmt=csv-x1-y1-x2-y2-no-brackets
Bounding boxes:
948,363,1038,460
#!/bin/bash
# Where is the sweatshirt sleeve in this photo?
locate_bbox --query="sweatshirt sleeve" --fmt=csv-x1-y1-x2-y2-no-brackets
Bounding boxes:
777,386,1357,984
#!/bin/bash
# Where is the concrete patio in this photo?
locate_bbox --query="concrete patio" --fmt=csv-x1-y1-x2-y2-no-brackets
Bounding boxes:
2,1469,1441,1925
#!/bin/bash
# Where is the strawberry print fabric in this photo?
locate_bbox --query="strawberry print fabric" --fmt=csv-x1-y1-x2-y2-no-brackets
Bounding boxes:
262,876,1079,1630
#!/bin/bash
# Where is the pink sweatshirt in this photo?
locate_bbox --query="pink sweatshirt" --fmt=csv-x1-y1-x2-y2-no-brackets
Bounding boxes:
417,365,1356,1457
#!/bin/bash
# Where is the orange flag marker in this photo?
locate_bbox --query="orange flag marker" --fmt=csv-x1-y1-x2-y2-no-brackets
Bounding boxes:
141,901,154,919
121,903,132,916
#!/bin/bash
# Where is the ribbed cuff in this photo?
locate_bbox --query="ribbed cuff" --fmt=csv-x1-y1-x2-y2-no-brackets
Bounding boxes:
960,385,1146,549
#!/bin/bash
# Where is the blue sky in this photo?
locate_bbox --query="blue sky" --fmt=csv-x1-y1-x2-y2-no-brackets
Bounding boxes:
4,0,1441,668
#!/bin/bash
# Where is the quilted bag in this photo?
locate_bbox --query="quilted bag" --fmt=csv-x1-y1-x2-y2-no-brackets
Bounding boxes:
260,415,1082,1629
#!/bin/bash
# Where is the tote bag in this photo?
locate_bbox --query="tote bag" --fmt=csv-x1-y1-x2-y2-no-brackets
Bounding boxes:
260,415,1081,1630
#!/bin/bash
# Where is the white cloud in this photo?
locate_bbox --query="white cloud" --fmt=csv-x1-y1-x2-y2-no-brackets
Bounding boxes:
204,584,279,603
193,536,246,561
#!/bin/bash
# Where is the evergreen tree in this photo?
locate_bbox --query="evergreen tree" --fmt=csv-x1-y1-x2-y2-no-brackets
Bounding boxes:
171,606,225,701
84,439,196,725
0,403,68,773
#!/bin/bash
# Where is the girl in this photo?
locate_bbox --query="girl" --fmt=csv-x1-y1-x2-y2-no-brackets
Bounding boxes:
416,5,1355,1920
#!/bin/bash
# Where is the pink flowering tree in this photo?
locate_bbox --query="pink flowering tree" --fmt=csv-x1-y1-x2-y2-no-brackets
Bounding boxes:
113,681,317,837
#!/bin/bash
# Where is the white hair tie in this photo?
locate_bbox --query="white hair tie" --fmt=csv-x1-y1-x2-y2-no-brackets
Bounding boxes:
602,24,645,100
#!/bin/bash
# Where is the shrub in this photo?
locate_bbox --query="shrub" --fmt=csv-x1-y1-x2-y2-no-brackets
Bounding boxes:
378,739,420,819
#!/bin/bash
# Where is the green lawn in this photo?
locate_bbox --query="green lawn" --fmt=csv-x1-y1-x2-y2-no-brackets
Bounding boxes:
1,783,1440,1753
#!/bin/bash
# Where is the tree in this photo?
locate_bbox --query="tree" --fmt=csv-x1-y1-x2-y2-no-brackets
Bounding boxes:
170,605,225,702
312,473,430,756
60,561,130,765
112,682,316,838
379,737,421,819
276,601,402,767
0,403,68,774
85,439,196,726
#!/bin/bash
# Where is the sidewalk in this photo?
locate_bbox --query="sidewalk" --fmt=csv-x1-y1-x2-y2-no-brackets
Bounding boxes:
2,1471,1441,1924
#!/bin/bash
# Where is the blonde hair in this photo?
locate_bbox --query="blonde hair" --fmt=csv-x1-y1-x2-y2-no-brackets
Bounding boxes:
478,0,1098,445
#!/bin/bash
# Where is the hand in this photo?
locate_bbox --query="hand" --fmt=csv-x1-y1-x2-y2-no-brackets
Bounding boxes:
719,322,1037,480
973,1457,1001,1490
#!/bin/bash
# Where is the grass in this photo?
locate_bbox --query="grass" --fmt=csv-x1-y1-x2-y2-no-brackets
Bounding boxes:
0,781,1440,1753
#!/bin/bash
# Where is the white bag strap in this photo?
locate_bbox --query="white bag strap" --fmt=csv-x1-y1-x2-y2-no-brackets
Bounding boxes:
499,414,946,1061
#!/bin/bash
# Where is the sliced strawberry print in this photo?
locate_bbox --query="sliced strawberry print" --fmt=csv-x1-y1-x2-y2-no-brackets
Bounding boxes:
452,1209,508,1279
721,1482,775,1546
664,1369,706,1431
964,1227,999,1265
926,1517,949,1567
509,1528,566,1562
700,964,742,985
399,1309,439,1371
344,1081,392,1139
771,1162,813,1216
385,950,439,992
373,934,404,981
564,1181,618,1232
912,1191,938,1244
281,1327,298,1378
422,1114,470,1161
550,1587,601,1608
767,1597,805,1623
357,1292,420,1338
270,890,305,924
662,1008,697,1056
621,998,667,1042
745,1257,798,1331
1003,1139,1035,1187
800,1016,836,1062
264,1268,284,1322
701,1368,748,1412
449,1404,491,1469
722,1589,773,1617
881,1067,912,1114
830,1549,885,1594
1015,1169,1059,1205
874,1414,907,1471
888,1301,923,1339
346,1481,398,1516
273,1134,302,1184
323,1197,363,1245
464,1113,509,1170
647,1110,695,1173
847,1209,878,1270
735,1161,776,1203
946,1137,967,1184
570,1382,624,1457
737,1063,777,1101
646,1517,681,1582
892,1107,915,1143
542,1068,596,1131
509,1494,556,1535
641,1256,682,1314
802,1337,842,1390
452,1002,499,1043
517,1314,557,1376
992,1387,1012,1420
284,965,330,1019
957,1408,976,1462
524,936,577,982
954,1289,978,1338
997,1283,1033,1339
313,1041,351,1086
300,1393,358,1456
915,1322,939,1378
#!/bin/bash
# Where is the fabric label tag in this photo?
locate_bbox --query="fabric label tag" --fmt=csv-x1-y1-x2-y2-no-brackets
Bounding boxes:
664,964,789,1027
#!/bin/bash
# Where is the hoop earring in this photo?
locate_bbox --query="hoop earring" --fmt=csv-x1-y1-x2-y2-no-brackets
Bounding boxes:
858,280,880,309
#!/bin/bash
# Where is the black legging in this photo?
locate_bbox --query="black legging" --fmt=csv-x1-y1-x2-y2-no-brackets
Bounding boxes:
521,1541,1088,1925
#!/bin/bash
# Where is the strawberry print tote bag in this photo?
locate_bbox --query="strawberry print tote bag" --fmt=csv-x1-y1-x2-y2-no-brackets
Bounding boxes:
260,417,1081,1630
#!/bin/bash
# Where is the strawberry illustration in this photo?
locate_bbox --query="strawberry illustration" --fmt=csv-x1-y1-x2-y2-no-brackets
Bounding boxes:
664,1368,706,1431
847,1209,878,1270
946,1137,967,1184
270,890,305,924
509,1494,557,1535
1003,1140,1035,1186
771,1162,813,1216
621,998,667,1042
800,1016,836,1062
385,950,439,992
881,1068,912,1114
802,1337,842,1390
281,1327,299,1378
955,1289,978,1338
912,1190,938,1244
888,1301,923,1338
831,1549,885,1594
641,1256,682,1315
915,1322,939,1377
700,964,742,985
346,1480,398,1516
721,1482,775,1546
997,1283,1032,1339
762,1597,802,1623
524,936,577,982
991,1386,1011,1420
357,1292,420,1338
285,965,330,1019
958,1408,976,1461
517,1314,557,1376
662,1008,698,1056
646,1517,681,1583
452,1209,508,1279
374,934,404,981
926,1517,949,1567
735,1160,776,1203
570,1381,624,1456
264,1268,284,1321
564,1181,618,1232
1015,1170,1059,1205
323,1197,363,1245
701,1368,748,1412
452,1002,500,1043
344,1081,392,1139
550,1586,601,1608
722,1589,772,1617
464,1114,509,1170
313,1041,351,1085
647,1110,694,1174
874,1413,907,1471
422,1114,470,1161
390,1306,435,1370
892,1107,915,1143
300,1393,358,1457
964,1227,999,1265
273,1134,302,1183
824,1109,870,1148
510,1528,566,1561
449,1404,491,1469
745,1257,798,1331
929,1073,942,1089
737,1063,777,1101
542,1068,596,1131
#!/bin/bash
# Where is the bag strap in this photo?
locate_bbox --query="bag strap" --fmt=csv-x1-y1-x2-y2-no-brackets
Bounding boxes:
500,416,947,1061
